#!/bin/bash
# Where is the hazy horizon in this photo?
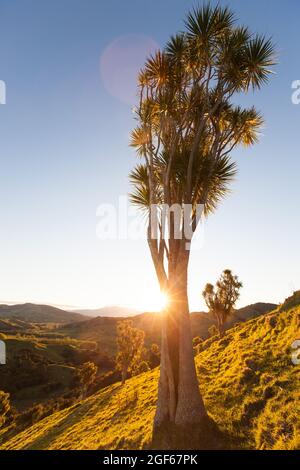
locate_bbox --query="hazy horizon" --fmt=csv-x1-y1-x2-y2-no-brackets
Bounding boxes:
0,297,278,314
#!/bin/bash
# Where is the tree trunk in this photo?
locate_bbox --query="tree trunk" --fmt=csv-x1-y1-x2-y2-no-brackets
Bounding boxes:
216,314,225,337
121,368,127,385
152,251,207,449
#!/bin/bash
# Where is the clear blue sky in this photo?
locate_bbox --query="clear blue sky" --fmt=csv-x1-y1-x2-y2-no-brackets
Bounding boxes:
0,0,299,311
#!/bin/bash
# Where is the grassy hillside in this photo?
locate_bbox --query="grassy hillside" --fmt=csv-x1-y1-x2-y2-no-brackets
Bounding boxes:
279,290,300,312
0,303,89,323
59,303,276,355
1,303,298,450
0,334,99,410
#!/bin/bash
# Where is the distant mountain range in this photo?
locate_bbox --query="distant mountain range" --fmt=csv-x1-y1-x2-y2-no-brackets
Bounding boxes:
0,303,90,323
0,302,277,330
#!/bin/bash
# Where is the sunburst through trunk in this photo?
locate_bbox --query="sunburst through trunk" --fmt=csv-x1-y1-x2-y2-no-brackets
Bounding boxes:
153,250,207,448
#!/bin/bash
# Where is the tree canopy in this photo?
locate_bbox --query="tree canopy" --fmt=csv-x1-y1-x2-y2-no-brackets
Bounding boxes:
203,269,243,334
130,3,275,288
116,320,145,384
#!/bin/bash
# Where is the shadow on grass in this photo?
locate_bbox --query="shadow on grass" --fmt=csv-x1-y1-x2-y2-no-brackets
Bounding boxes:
150,415,240,450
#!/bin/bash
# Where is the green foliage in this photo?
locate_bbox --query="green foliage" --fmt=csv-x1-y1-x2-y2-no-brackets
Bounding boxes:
130,4,275,223
75,362,98,398
116,321,145,384
76,362,97,386
203,269,242,334
148,343,160,368
134,361,150,375
0,329,108,411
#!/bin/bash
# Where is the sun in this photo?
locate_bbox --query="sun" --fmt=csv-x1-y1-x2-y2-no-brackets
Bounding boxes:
149,291,169,312
126,286,170,313
134,290,169,312
158,292,169,311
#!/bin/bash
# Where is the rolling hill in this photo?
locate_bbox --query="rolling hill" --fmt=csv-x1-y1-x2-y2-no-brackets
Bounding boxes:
1,302,298,450
59,303,276,355
0,333,99,411
0,303,90,324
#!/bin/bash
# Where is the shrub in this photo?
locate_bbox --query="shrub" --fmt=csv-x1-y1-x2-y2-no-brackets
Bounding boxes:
75,362,98,399
115,321,145,385
134,361,150,375
148,343,160,368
